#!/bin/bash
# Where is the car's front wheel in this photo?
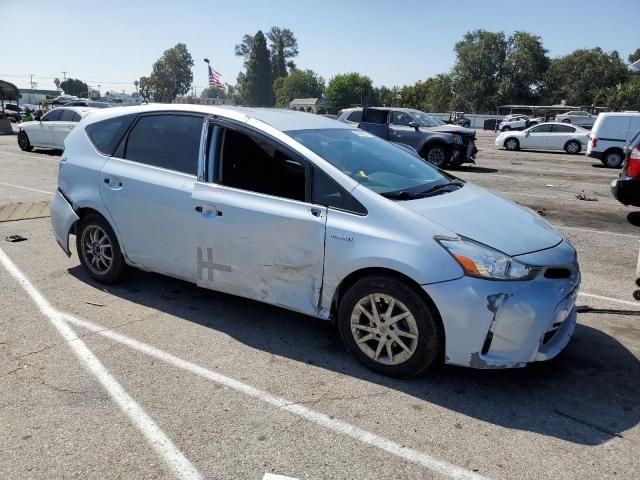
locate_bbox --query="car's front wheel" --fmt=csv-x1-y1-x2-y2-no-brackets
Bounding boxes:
17,131,33,151
76,214,128,284
564,140,581,154
501,126,511,132
423,144,448,168
562,118,571,124
338,276,443,377
504,137,520,151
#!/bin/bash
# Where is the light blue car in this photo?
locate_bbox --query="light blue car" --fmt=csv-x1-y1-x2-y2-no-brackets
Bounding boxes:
51,105,580,377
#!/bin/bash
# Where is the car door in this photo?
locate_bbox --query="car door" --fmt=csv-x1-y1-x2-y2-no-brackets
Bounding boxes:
29,108,61,146
99,112,202,281
548,124,575,149
522,124,552,149
191,120,327,316
52,108,78,148
388,111,422,149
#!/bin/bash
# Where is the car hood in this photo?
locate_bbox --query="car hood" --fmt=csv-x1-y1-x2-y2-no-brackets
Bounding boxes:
426,124,475,137
403,183,563,256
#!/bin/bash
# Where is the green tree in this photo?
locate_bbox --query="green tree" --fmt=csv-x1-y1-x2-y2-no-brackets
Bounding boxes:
244,31,275,106
325,73,374,110
272,37,288,80
628,48,640,64
60,78,89,97
200,87,226,99
500,32,549,104
273,69,324,107
137,43,194,103
235,26,298,73
543,48,629,105
53,77,61,91
399,74,453,112
450,30,507,113
606,76,640,111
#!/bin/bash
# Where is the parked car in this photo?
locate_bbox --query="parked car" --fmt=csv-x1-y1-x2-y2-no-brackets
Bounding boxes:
51,104,580,377
554,111,596,128
337,107,477,167
2,104,22,123
17,107,94,151
62,100,114,109
587,112,640,168
611,132,640,206
495,123,589,154
498,114,544,132
446,111,471,128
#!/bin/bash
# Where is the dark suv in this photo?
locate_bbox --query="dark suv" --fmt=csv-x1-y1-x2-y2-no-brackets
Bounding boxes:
611,132,640,206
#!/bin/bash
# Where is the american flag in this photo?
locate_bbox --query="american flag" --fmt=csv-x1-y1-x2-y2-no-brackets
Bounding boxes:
208,64,223,91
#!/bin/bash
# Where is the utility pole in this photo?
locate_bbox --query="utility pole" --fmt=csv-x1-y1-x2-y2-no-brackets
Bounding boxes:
29,74,34,89
62,71,67,82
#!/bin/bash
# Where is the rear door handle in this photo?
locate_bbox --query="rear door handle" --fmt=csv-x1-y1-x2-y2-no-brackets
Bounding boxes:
196,205,222,217
103,177,123,189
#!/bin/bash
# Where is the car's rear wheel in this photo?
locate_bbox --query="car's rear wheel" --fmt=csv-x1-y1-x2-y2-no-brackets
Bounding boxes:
562,118,571,124
338,276,443,378
17,131,33,151
502,126,511,132
603,151,623,168
76,214,128,284
422,144,448,168
564,140,581,154
504,138,520,151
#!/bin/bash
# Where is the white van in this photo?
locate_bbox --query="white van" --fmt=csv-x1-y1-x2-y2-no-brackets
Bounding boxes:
587,112,640,167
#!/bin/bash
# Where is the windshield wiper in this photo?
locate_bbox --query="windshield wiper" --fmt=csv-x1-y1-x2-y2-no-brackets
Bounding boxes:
415,180,465,197
380,191,417,200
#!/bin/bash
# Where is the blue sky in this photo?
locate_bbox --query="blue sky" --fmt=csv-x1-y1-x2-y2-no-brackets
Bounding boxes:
2,0,638,94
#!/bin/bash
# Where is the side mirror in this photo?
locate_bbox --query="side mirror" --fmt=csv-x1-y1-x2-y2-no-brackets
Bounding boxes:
408,121,419,130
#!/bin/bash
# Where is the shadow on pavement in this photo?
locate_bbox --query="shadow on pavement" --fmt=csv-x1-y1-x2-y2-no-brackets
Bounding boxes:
451,165,498,174
626,212,640,227
69,266,640,446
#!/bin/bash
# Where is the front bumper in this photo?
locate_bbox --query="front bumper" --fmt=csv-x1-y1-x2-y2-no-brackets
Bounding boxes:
611,177,640,207
424,240,580,368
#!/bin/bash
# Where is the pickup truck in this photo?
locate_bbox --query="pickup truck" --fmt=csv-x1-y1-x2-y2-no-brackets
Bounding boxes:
343,107,476,168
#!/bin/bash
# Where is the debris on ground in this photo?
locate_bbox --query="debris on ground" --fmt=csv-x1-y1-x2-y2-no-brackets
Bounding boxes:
85,301,105,307
5,234,27,243
545,184,554,187
536,209,547,217
575,193,597,201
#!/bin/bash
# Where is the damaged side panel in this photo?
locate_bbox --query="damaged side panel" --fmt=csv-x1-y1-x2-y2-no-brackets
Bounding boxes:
50,189,79,256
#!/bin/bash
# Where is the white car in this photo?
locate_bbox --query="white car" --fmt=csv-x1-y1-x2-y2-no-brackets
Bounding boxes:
495,122,589,154
554,111,596,128
17,106,94,151
498,114,543,132
50,104,580,376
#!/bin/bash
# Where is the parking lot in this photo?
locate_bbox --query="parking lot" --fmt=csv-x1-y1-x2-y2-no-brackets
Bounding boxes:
0,128,638,480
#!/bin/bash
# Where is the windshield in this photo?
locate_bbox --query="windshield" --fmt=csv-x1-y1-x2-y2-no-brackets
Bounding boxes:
286,128,450,196
409,111,444,127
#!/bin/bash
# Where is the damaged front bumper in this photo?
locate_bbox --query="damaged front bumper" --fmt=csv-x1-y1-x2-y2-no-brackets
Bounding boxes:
50,188,79,257
424,240,580,368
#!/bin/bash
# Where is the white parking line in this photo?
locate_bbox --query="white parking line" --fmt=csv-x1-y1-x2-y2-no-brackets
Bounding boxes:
0,182,54,195
578,292,640,308
555,225,639,239
0,150,56,160
0,247,202,480
58,311,489,480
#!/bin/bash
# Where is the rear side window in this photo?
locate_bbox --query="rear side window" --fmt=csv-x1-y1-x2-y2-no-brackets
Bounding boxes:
312,168,366,215
124,114,202,175
552,124,575,133
71,112,81,122
86,114,137,156
346,111,362,122
60,109,75,121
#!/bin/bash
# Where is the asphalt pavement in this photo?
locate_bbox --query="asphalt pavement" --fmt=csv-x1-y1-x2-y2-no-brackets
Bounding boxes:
0,129,638,480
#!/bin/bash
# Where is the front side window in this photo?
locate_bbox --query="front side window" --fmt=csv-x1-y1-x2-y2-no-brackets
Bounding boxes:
124,114,202,175
42,109,62,122
287,128,451,198
529,124,553,133
217,128,307,202
409,111,442,127
390,111,414,126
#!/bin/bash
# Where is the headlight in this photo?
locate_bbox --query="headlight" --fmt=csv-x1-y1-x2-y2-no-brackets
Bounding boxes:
436,236,537,280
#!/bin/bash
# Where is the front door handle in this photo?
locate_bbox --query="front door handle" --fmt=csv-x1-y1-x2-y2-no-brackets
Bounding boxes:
103,177,123,190
310,207,322,217
196,205,222,217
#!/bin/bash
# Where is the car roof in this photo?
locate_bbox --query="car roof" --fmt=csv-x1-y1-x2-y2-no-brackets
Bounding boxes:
80,104,354,132
55,106,97,115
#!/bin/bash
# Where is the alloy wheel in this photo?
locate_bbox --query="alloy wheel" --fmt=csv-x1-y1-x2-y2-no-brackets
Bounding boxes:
427,148,446,166
505,139,518,151
81,225,113,274
350,293,419,366
18,132,29,150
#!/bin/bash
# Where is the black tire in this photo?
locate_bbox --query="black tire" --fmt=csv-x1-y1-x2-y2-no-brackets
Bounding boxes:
422,144,448,168
17,131,33,152
564,140,581,154
338,276,443,378
76,214,128,284
562,118,571,124
504,137,520,151
501,126,511,132
603,150,623,168
462,121,471,128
